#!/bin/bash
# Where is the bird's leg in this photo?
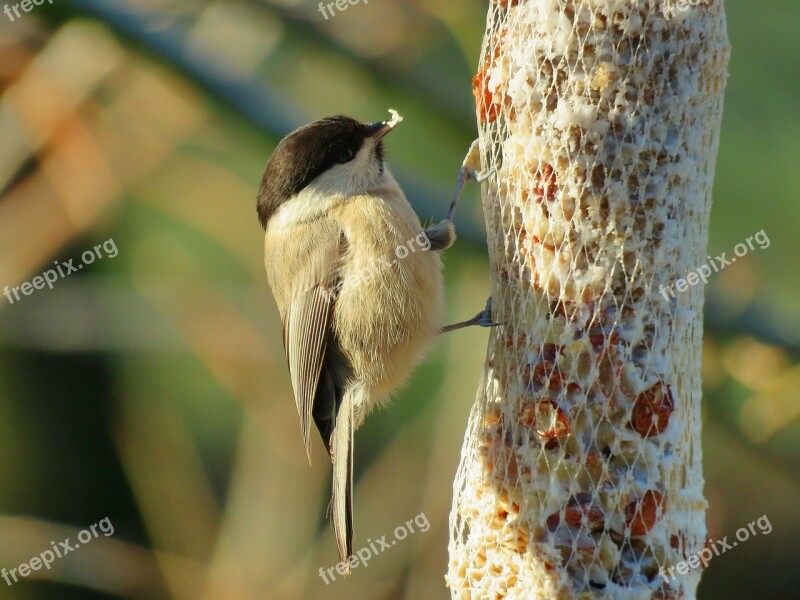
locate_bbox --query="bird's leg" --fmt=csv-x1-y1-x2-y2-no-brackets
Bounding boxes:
446,139,494,222
426,140,494,252
440,297,502,334
433,142,501,334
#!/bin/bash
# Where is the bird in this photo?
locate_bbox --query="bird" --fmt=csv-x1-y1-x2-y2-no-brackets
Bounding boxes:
256,110,492,569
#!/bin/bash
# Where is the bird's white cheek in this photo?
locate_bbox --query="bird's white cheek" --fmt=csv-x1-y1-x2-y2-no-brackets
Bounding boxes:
270,188,338,229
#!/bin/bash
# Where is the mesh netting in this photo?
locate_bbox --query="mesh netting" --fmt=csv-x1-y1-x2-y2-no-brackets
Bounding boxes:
448,2,729,598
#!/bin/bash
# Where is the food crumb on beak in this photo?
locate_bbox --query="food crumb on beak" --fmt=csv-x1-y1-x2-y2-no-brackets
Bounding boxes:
386,108,403,128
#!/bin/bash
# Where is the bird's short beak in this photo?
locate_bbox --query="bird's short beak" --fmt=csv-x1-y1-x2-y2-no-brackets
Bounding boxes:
367,109,403,141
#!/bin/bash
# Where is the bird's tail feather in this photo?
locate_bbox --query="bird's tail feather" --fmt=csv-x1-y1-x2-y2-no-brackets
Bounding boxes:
331,395,353,572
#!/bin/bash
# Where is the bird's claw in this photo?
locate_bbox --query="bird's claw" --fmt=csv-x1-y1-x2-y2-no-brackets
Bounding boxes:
475,297,502,328
468,166,495,184
440,297,503,334
447,141,494,222
459,139,494,183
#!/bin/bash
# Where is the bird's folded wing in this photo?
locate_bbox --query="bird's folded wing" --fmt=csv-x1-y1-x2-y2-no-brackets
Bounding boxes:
281,232,345,461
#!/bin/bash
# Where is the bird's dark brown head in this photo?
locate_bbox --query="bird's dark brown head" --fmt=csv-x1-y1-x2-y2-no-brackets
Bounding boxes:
256,113,400,228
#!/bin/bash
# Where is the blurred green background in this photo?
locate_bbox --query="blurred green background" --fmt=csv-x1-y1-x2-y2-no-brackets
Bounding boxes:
0,1,797,599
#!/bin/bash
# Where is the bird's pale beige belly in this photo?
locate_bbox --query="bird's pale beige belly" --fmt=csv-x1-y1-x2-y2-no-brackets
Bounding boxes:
331,194,444,417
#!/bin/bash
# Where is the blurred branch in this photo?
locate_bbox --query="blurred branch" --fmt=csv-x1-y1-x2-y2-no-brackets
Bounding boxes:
65,0,302,136
0,515,205,599
705,293,800,358
64,0,485,242
256,0,475,129
0,19,206,287
53,2,800,372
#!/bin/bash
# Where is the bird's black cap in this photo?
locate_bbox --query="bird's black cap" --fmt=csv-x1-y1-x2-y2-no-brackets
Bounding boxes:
256,113,399,228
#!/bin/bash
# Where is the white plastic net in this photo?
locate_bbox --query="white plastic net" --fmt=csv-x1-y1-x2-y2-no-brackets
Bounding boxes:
448,2,729,599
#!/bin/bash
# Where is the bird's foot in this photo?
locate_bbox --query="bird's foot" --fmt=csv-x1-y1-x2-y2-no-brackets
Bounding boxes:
440,297,502,334
446,140,495,222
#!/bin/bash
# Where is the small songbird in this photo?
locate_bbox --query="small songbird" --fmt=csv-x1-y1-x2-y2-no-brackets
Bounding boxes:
256,110,490,569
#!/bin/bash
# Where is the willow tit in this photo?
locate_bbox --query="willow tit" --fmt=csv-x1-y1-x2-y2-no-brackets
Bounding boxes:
257,110,491,569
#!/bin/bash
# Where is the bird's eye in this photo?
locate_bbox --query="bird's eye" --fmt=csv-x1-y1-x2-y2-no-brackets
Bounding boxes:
335,147,355,164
